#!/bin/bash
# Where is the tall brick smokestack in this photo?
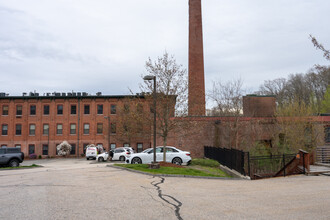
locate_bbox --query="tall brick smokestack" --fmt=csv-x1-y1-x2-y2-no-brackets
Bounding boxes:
188,0,205,116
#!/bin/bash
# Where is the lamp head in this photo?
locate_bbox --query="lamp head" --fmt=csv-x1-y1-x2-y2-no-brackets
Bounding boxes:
143,75,155,81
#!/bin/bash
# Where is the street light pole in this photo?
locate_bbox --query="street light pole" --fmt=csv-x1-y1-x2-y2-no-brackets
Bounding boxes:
143,75,158,168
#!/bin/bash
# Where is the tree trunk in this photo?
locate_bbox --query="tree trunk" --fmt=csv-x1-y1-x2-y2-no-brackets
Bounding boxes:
163,136,167,162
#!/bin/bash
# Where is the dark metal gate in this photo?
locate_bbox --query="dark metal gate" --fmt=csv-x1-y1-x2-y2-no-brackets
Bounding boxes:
204,146,246,175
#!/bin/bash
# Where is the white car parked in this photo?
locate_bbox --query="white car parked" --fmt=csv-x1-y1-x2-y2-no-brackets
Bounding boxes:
111,147,134,161
126,146,191,165
96,152,109,162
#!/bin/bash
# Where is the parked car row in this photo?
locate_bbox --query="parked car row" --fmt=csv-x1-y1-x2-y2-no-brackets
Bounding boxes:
88,145,192,166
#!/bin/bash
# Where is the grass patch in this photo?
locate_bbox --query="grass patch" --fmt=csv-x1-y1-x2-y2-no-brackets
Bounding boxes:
0,164,42,170
190,158,220,167
115,164,230,178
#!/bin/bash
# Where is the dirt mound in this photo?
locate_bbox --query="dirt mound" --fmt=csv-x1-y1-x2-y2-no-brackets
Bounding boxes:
159,162,183,168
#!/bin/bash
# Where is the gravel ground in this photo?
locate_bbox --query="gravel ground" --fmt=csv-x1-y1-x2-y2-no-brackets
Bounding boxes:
0,159,329,220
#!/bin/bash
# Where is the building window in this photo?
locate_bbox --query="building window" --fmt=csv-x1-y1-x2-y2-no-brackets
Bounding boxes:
15,145,21,149
16,105,22,116
97,123,103,134
44,105,50,115
137,143,143,153
84,105,90,114
70,124,76,135
111,123,116,134
57,124,63,135
30,105,36,115
70,144,76,155
83,124,90,134
16,124,22,135
97,104,103,115
29,124,36,136
57,105,63,115
326,127,330,143
28,145,35,154
42,144,48,155
43,124,49,135
110,143,116,150
111,105,116,114
2,105,8,115
2,124,8,135
71,105,77,115
123,143,130,147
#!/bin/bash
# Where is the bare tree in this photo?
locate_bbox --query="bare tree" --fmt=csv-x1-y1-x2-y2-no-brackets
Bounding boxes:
115,97,151,146
275,100,324,153
208,78,245,148
141,52,188,161
257,66,330,113
209,78,244,116
310,34,330,61
258,78,287,106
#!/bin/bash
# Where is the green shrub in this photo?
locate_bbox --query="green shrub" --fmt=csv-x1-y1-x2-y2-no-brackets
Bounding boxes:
190,158,220,167
38,155,42,159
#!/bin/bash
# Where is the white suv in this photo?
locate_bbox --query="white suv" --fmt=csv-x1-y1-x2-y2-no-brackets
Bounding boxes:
112,147,134,161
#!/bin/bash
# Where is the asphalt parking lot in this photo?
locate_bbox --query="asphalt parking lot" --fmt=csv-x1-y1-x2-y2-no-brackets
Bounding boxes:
0,159,330,220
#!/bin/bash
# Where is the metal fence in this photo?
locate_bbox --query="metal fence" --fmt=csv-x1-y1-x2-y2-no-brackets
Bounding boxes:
248,153,298,179
204,146,247,175
204,146,301,179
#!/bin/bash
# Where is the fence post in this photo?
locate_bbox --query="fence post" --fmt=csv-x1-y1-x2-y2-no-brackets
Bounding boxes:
283,154,286,177
248,152,251,177
302,153,305,174
241,150,244,175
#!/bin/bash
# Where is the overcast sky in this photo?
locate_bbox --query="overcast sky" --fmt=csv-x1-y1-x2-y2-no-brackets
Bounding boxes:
0,0,329,98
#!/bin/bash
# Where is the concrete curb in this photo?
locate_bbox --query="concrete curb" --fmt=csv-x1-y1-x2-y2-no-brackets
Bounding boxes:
219,164,251,180
108,164,246,180
0,165,43,171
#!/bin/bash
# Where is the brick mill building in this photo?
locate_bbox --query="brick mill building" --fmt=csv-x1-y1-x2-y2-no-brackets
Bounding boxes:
0,92,153,157
1,0,329,159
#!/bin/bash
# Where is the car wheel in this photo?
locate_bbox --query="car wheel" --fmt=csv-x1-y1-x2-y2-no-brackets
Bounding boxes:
98,157,104,162
86,158,89,160
9,159,19,167
131,157,142,164
172,157,182,165
119,156,125,161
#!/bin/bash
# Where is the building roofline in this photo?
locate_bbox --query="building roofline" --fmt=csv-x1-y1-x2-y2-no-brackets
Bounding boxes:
0,94,146,100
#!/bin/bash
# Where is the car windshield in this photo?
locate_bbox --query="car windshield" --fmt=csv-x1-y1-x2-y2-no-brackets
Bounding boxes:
142,148,152,153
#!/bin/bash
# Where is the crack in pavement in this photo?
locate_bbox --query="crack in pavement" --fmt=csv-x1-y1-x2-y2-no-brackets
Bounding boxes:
140,185,169,209
151,177,183,220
